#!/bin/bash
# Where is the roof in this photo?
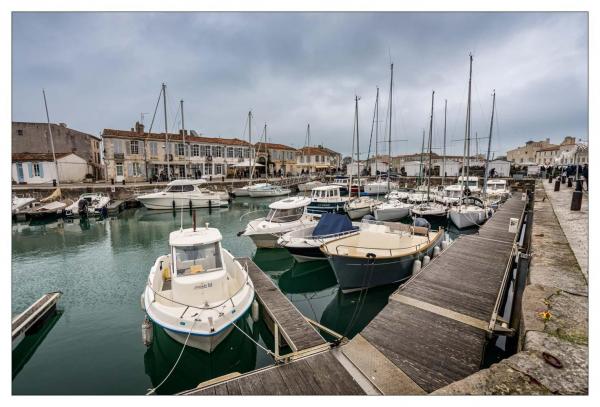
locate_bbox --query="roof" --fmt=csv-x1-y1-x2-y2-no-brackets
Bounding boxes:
298,146,338,156
269,196,311,210
169,227,222,247
255,142,296,151
13,122,101,140
102,128,251,146
537,146,560,152
12,152,75,162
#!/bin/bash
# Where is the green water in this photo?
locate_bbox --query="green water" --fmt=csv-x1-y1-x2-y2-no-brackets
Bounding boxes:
12,196,469,395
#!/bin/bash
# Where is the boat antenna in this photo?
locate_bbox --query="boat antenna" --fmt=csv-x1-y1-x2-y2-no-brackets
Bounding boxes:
42,89,60,196
427,90,435,203
482,90,496,199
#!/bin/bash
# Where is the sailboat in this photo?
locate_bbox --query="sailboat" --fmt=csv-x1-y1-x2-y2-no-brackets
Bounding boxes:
410,91,448,218
448,54,492,229
344,95,380,220
373,63,413,221
232,111,257,197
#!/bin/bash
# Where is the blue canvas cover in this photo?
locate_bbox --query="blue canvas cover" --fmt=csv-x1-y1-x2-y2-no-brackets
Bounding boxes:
312,213,356,237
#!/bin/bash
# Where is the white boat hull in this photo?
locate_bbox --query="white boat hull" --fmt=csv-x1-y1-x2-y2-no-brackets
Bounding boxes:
448,208,487,229
164,325,234,353
374,206,410,221
248,189,291,198
346,206,372,220
232,187,250,197
138,196,228,209
247,233,282,249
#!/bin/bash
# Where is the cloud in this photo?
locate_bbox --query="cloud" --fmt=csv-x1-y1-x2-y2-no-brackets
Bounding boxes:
12,12,588,157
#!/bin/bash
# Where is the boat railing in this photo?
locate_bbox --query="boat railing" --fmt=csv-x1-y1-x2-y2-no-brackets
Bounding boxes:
331,240,427,256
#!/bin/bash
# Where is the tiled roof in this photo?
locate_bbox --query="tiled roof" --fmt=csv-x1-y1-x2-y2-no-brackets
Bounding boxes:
102,129,251,146
12,152,74,162
297,146,337,156
255,142,296,151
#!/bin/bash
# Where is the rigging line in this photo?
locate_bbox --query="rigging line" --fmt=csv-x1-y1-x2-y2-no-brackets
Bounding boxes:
146,319,198,395
366,88,379,163
147,86,163,135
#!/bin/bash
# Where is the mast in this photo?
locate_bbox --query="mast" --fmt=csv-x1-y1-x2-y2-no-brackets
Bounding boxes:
375,86,379,177
427,90,435,202
388,63,393,193
264,123,268,177
180,99,188,178
162,83,170,180
442,99,447,186
461,54,473,197
419,130,425,188
349,106,355,193
42,89,60,192
483,90,496,198
248,110,253,181
355,95,360,197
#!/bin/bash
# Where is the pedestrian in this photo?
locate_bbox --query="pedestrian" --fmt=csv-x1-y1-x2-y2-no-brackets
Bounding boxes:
583,164,588,191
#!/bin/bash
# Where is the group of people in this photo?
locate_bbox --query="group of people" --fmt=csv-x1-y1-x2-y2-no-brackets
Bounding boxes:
541,164,588,191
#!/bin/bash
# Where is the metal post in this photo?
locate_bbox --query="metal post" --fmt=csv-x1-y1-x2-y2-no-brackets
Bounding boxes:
42,90,60,191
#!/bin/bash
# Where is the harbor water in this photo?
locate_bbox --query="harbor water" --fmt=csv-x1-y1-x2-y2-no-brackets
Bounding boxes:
12,195,472,395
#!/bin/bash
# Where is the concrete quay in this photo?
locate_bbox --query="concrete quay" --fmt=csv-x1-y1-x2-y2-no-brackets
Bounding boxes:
434,180,588,395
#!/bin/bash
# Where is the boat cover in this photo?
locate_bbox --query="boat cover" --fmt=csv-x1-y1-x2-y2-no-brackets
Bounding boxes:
312,213,356,237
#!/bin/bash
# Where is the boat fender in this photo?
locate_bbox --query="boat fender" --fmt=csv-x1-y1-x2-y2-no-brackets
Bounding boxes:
142,315,153,347
140,293,145,311
441,240,449,251
237,230,245,237
251,300,260,322
432,246,441,258
422,255,431,267
412,260,422,275
162,266,171,281
172,200,175,209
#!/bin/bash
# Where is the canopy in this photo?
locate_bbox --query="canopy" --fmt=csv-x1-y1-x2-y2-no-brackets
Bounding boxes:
232,160,264,167
312,213,356,237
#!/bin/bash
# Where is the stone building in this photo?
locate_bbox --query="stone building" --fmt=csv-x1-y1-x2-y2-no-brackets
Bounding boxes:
506,138,556,164
12,152,88,184
12,122,103,179
296,146,341,174
102,122,252,182
254,142,297,176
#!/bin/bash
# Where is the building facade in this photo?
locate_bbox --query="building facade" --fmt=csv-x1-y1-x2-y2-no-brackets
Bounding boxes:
12,122,103,179
102,122,252,182
296,146,341,174
254,142,297,176
506,138,556,164
12,153,88,184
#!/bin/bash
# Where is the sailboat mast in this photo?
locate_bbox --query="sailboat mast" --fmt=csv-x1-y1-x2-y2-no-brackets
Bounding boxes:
442,99,447,187
248,110,253,181
162,83,170,180
427,90,435,201
461,54,473,197
264,123,268,177
375,86,379,177
419,130,425,188
483,90,496,198
42,89,60,190
388,63,393,193
355,95,360,198
181,99,188,178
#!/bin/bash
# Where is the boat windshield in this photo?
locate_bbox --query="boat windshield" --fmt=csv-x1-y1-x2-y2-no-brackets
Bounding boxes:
173,243,222,276
166,184,195,193
266,207,304,223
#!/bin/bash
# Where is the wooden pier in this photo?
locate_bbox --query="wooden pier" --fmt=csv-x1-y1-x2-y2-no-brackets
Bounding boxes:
12,291,62,344
185,194,529,395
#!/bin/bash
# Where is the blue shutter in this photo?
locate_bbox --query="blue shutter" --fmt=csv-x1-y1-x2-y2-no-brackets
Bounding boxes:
27,162,33,178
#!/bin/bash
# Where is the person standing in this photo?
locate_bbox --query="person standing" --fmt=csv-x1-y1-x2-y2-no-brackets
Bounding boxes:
583,164,588,191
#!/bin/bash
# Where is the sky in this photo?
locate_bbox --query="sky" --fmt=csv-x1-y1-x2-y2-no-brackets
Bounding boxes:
12,12,588,158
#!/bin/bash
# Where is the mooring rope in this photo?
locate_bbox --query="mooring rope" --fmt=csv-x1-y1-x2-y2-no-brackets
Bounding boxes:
231,320,275,357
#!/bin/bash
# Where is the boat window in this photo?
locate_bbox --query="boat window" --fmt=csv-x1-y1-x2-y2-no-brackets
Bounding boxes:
266,207,304,223
166,185,183,192
181,184,195,192
173,243,222,276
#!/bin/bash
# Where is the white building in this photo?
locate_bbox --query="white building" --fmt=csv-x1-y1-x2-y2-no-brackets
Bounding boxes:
437,160,461,177
369,160,389,175
402,161,424,177
12,153,88,184
346,162,367,176
486,159,511,177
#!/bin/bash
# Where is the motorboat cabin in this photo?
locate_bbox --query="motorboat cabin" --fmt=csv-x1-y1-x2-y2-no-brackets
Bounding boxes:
306,185,350,215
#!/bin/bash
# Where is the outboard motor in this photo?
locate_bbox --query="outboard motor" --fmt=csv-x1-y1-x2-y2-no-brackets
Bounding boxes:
414,217,431,230
78,199,89,217
362,214,375,221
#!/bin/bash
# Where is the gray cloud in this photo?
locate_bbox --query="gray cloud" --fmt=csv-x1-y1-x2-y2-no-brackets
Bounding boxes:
12,12,588,158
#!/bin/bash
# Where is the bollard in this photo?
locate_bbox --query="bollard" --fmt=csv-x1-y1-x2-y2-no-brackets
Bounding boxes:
122,179,126,185
52,179,57,187
567,177,573,188
571,190,583,211
575,179,583,192
554,180,560,192
561,176,566,184
111,178,115,185
208,199,212,214
549,176,553,184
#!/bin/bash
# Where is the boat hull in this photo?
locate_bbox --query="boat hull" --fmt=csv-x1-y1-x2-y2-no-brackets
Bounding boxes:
286,245,326,262
247,233,282,249
306,201,347,215
346,206,372,220
138,196,228,209
248,189,291,198
231,188,250,197
373,206,410,221
448,209,487,229
163,325,234,353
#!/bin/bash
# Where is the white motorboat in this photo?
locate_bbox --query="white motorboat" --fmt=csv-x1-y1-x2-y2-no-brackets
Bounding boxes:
330,176,350,195
363,179,399,196
298,180,325,192
448,196,492,229
435,184,463,205
344,197,380,220
12,196,37,215
306,185,350,215
410,201,448,217
248,183,291,198
457,176,482,194
278,213,360,262
137,179,227,210
142,223,255,353
65,193,110,217
485,179,510,201
199,188,230,202
242,196,317,248
373,199,413,221
232,183,269,197
385,189,410,201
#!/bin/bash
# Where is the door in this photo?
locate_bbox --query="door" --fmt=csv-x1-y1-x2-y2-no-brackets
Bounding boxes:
115,163,124,182
16,163,24,183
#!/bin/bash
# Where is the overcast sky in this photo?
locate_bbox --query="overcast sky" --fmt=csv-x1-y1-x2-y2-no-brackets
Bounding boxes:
12,12,587,158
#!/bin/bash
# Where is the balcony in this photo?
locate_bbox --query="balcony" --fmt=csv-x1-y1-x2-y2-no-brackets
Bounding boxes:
164,154,174,161
114,153,124,160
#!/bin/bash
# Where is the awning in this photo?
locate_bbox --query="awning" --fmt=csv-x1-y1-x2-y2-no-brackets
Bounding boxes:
231,160,264,167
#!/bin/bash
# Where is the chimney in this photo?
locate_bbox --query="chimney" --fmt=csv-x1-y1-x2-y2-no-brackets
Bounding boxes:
59,123,67,128
135,121,144,135
546,138,550,143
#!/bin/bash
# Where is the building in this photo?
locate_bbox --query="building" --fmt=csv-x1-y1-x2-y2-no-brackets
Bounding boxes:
254,142,297,176
12,122,103,179
436,160,461,177
506,138,556,164
555,137,588,165
486,159,511,177
12,152,88,184
535,146,560,165
296,146,341,174
102,122,252,182
346,161,367,176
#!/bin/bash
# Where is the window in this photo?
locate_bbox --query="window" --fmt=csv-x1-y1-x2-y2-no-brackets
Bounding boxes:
33,163,42,177
130,140,139,155
266,207,304,223
214,164,224,175
166,185,183,192
116,163,123,176
235,148,243,158
213,146,222,157
150,142,158,156
200,145,210,157
177,143,186,156
181,184,194,192
114,140,123,154
204,163,213,175
244,148,250,158
173,243,223,276
191,145,200,157
132,162,142,176
17,129,23,136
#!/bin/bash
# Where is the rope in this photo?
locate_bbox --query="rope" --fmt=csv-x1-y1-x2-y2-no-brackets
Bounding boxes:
231,320,275,357
146,319,197,395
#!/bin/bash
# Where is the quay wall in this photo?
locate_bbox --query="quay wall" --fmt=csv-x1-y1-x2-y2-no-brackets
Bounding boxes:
434,180,588,394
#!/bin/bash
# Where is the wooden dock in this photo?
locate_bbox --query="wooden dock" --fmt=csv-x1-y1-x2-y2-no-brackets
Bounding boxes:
185,194,529,395
12,291,62,343
237,257,328,357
